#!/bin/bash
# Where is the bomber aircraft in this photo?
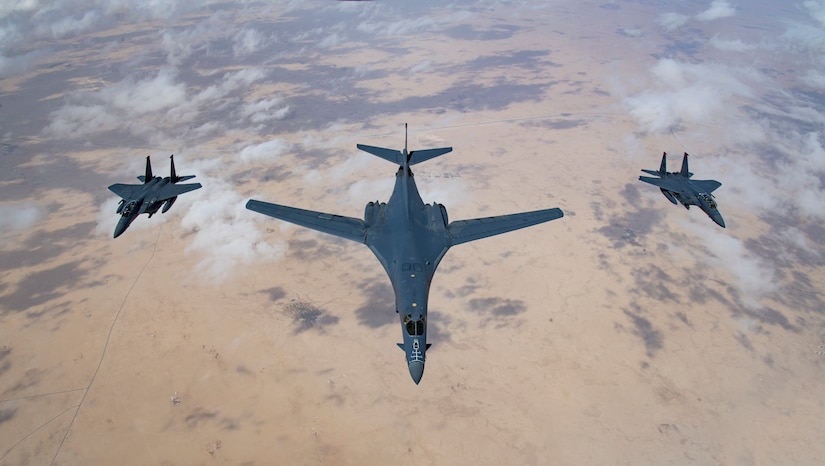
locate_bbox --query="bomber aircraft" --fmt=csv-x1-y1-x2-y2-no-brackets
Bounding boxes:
107,155,202,238
246,125,564,384
639,152,725,228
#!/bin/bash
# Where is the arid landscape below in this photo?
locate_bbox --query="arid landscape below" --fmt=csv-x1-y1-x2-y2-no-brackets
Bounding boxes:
2,1,824,464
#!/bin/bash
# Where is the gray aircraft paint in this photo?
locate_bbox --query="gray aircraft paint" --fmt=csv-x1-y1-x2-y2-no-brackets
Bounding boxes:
107,155,202,238
639,152,725,228
246,125,563,384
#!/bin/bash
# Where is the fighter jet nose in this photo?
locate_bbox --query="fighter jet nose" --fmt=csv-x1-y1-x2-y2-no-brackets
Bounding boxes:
408,361,424,385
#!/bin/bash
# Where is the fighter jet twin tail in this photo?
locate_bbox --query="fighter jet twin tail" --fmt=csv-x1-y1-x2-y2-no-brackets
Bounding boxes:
107,155,202,238
638,152,725,228
108,129,725,383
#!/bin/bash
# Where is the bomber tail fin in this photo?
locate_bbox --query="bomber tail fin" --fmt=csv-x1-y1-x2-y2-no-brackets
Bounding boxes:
680,152,690,177
357,124,452,168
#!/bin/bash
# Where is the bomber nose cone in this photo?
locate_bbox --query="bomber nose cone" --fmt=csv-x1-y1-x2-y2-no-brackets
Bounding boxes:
408,361,425,385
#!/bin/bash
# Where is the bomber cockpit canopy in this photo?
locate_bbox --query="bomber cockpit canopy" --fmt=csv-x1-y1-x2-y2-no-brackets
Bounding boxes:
404,314,426,336
699,193,717,209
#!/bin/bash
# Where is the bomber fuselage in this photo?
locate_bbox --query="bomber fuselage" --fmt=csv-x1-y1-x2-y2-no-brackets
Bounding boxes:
363,165,451,383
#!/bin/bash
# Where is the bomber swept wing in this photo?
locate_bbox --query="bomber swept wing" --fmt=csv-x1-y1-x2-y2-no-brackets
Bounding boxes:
448,208,564,245
246,200,367,243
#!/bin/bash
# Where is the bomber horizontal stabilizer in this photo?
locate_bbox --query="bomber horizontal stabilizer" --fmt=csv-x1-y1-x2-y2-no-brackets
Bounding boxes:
246,200,368,244
448,208,564,246
357,144,453,166
357,144,404,165
409,147,452,165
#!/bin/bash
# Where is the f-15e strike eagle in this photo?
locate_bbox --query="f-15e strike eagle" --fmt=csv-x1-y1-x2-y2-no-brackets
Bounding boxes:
639,152,725,228
107,155,202,238
246,125,564,384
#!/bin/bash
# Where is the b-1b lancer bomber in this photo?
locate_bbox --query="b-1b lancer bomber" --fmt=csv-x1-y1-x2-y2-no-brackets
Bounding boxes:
246,125,564,384
639,152,725,228
107,155,202,238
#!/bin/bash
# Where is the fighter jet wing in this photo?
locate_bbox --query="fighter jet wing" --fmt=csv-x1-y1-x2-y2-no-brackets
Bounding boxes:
690,179,722,193
246,199,368,244
152,182,203,201
639,176,682,191
108,183,143,200
448,208,563,246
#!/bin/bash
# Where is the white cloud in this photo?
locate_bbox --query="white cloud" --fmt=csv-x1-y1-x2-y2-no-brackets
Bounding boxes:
232,27,269,56
409,61,432,74
180,172,286,283
0,1,199,53
683,221,777,308
696,1,736,21
708,36,755,52
44,66,270,145
239,97,290,123
620,28,644,38
803,0,825,27
800,69,825,89
782,24,825,52
357,10,471,36
621,58,759,133
44,67,186,140
0,203,45,240
238,139,293,164
417,176,471,213
107,68,187,114
0,49,47,78
772,131,825,220
658,12,689,31
44,103,114,138
35,9,101,39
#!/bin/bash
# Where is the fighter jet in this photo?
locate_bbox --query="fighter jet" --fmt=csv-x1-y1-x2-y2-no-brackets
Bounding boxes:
107,155,202,238
246,125,563,384
639,152,725,228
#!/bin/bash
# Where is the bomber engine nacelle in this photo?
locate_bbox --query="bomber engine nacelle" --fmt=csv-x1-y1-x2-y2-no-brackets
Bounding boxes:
437,203,448,226
364,201,386,226
423,203,449,227
161,196,177,213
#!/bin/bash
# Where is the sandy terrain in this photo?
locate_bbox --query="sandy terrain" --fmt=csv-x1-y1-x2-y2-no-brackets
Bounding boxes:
2,1,824,465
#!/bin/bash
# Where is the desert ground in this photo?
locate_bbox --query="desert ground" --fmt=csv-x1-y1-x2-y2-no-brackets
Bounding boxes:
2,1,824,465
